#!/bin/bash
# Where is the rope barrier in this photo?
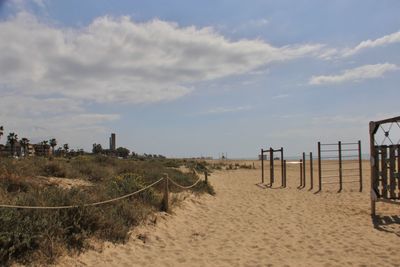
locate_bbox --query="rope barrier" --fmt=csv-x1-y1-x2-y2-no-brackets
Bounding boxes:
167,176,202,189
0,177,165,210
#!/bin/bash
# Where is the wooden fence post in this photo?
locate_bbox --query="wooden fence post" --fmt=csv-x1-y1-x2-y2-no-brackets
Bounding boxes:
162,174,169,212
205,171,208,184
369,121,376,216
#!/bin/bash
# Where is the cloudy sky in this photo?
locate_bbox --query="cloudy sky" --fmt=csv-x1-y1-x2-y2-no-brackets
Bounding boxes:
0,0,399,158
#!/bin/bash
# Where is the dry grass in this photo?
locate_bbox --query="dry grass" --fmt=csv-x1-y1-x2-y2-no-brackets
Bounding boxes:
0,156,214,266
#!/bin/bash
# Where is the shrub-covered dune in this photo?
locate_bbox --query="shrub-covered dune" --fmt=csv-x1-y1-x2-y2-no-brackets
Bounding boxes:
0,156,214,266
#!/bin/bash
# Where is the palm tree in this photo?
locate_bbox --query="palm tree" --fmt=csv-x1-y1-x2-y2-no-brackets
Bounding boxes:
7,132,18,157
63,143,69,152
19,138,30,157
49,138,57,155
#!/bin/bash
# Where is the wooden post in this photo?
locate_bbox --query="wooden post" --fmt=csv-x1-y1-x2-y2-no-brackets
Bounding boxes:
369,121,377,216
302,152,306,189
369,122,378,215
310,152,313,190
381,146,388,199
389,145,396,199
162,174,169,212
205,171,208,184
269,147,274,186
338,141,343,192
358,140,363,192
261,148,264,184
318,142,322,192
398,145,400,198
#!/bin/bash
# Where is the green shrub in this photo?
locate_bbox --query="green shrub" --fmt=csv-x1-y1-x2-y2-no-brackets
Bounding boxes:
41,162,67,177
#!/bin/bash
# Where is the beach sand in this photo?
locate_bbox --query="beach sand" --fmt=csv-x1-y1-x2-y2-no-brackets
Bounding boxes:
59,160,400,266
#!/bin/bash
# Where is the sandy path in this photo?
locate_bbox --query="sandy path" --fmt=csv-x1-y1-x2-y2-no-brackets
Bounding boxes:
60,162,400,267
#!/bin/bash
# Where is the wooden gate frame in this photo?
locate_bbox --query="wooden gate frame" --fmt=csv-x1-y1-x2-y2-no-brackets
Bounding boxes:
370,116,400,216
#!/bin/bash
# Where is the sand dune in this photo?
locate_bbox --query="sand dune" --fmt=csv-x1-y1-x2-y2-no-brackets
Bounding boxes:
59,160,400,266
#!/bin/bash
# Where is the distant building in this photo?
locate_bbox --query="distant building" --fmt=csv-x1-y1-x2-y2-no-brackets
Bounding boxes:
27,144,35,156
109,133,116,151
33,143,51,157
258,154,267,160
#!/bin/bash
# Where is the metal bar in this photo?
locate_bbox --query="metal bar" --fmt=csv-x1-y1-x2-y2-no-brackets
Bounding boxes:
302,152,306,188
261,148,264,184
358,140,363,192
281,147,284,187
321,156,339,159
320,143,338,146
283,159,287,188
318,142,322,192
320,149,340,152
339,141,343,192
341,155,359,158
341,160,361,164
389,145,396,198
341,142,359,145
310,152,313,190
341,148,360,152
299,159,303,188
269,147,274,186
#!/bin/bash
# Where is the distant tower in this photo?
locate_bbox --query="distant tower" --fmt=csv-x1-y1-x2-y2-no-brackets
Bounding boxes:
109,133,116,150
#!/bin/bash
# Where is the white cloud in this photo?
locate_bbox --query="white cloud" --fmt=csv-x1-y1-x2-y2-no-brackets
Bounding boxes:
0,12,324,104
200,106,253,115
0,95,120,146
318,30,400,60
231,18,270,33
272,94,289,99
0,12,326,147
342,31,400,57
309,63,399,85
32,0,46,7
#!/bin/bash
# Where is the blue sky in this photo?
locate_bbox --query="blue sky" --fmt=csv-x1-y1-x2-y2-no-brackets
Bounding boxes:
0,0,399,158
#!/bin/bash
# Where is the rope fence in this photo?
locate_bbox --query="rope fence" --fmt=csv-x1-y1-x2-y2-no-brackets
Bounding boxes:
0,173,207,212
